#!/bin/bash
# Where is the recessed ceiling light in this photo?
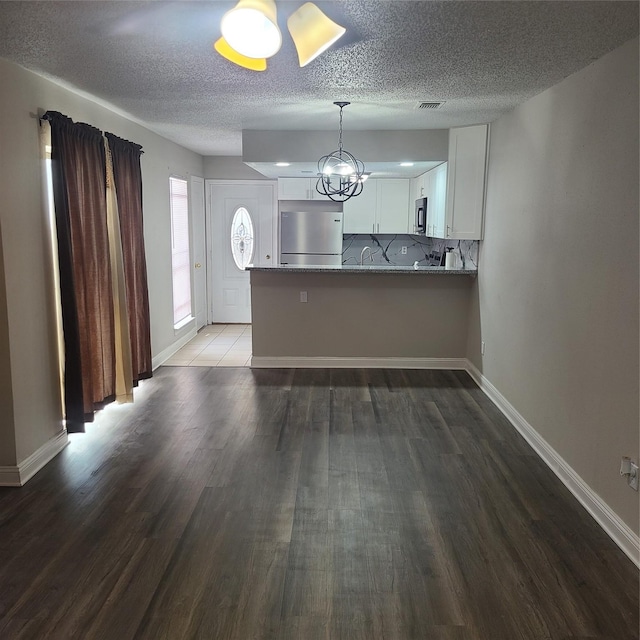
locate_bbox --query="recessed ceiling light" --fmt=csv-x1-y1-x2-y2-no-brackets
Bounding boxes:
275,162,291,167
400,162,414,167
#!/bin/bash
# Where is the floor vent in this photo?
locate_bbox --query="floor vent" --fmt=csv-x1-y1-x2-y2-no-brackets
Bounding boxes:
417,101,444,109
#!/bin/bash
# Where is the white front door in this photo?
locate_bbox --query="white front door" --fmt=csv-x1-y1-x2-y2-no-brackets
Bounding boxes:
190,176,207,330
207,181,276,323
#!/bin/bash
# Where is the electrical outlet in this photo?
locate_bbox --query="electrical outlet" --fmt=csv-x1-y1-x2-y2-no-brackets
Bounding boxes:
401,246,407,255
299,291,307,303
481,341,486,355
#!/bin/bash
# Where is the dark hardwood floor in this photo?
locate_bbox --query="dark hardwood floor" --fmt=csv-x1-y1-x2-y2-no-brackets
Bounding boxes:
0,367,637,639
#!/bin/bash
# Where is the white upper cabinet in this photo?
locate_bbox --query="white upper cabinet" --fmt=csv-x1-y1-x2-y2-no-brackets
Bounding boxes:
410,171,429,203
412,163,447,237
377,179,411,233
343,179,378,233
343,179,411,234
444,124,489,240
426,162,447,238
277,177,332,200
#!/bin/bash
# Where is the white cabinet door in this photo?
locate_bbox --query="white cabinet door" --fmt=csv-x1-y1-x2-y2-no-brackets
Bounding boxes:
410,172,428,203
278,177,334,200
343,178,377,233
377,179,411,233
410,176,420,204
340,178,411,234
423,171,434,235
278,177,310,200
430,163,448,238
310,179,334,200
445,124,488,240
417,172,429,199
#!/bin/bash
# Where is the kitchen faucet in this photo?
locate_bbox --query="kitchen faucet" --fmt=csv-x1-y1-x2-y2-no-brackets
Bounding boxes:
360,246,373,265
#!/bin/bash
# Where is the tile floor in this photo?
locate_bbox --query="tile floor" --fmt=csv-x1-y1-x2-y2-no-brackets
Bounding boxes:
162,324,252,367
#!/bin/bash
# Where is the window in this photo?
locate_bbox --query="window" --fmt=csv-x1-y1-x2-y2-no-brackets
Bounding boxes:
169,177,192,327
230,206,255,270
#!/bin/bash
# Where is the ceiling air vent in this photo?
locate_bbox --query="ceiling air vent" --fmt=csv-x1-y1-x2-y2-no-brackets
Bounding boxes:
417,101,444,109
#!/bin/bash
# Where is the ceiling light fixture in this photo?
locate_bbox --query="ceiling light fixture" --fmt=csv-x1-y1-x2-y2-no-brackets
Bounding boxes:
400,162,414,167
214,37,267,71
287,3,346,67
316,102,365,202
214,0,345,71
275,162,290,167
220,0,282,59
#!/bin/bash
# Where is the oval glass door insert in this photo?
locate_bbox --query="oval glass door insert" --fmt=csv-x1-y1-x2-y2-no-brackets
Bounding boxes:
230,206,255,270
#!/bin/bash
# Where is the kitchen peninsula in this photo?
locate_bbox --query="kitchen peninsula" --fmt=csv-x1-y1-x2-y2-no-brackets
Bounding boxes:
248,265,477,368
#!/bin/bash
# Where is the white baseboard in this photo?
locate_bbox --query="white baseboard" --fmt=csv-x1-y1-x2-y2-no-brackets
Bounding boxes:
250,356,469,369
0,429,69,487
0,466,20,486
465,360,640,568
152,328,197,370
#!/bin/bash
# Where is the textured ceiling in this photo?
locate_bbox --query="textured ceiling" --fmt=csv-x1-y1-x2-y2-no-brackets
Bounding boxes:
0,1,637,156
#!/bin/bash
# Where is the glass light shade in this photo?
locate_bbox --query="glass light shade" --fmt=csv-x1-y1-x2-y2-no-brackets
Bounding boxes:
220,0,282,59
214,37,267,71
287,2,346,67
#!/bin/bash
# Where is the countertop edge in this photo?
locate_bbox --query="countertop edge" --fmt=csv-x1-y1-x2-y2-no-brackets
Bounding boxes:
247,265,477,276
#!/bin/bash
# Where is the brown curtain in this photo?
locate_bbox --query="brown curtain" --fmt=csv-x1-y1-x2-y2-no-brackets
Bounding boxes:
43,111,115,432
105,133,152,382
104,139,134,403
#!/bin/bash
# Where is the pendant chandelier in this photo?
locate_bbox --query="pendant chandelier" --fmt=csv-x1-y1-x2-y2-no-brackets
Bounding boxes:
214,0,346,71
316,102,366,202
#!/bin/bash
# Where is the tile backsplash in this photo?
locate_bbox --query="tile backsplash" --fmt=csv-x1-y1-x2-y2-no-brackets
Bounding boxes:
343,234,479,269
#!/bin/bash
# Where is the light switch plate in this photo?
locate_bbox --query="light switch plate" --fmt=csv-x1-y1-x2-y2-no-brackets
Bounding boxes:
630,462,639,491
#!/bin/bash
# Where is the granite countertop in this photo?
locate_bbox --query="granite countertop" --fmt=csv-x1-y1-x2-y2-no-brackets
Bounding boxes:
247,264,476,275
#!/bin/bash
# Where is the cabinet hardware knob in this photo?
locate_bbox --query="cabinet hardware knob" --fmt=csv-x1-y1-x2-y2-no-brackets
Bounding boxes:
195,262,201,268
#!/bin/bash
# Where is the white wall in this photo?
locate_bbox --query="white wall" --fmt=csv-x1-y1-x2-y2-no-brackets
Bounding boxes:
468,37,639,535
0,58,203,466
0,228,16,466
204,155,268,180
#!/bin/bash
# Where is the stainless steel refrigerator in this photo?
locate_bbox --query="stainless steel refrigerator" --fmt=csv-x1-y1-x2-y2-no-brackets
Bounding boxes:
280,210,343,266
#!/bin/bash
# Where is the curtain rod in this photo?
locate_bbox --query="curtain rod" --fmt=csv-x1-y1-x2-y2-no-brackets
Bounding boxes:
39,110,144,153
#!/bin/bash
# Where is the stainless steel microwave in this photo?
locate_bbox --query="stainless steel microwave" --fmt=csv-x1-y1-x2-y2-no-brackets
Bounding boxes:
415,197,427,234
